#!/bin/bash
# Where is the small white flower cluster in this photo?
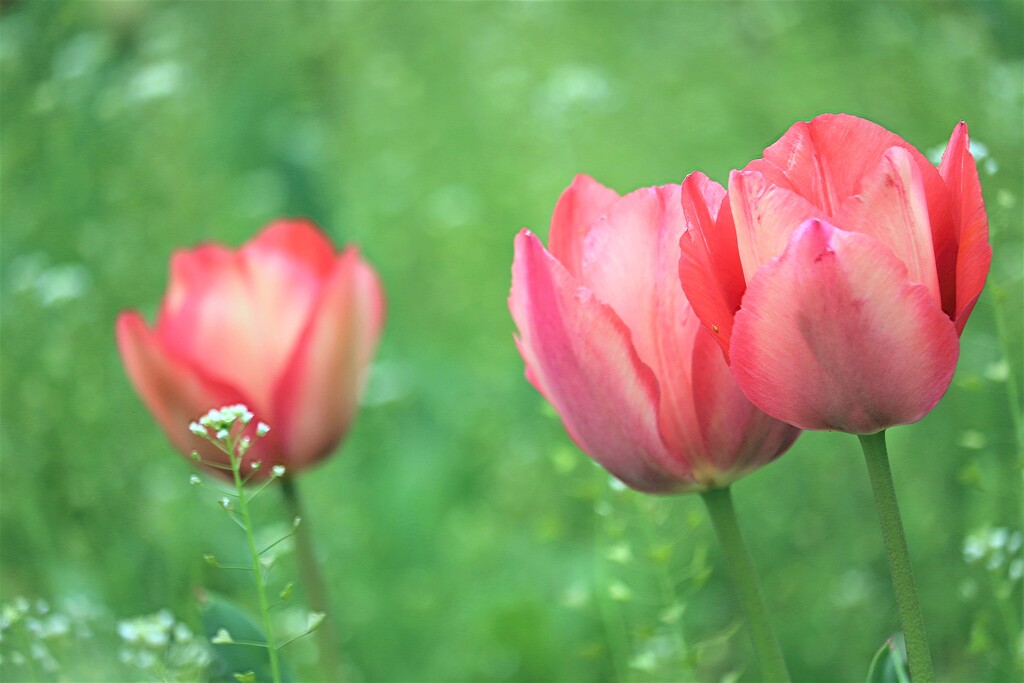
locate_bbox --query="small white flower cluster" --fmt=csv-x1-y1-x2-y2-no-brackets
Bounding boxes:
0,595,99,673
186,405,277,481
189,404,268,443
963,526,1023,579
116,609,210,674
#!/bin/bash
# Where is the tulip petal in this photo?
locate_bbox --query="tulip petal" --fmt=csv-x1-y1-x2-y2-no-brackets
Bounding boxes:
730,220,959,434
574,185,708,460
509,230,692,493
689,326,801,481
835,146,942,305
157,223,333,411
678,172,744,355
548,174,621,278
272,248,386,470
747,114,940,214
116,311,282,469
244,219,338,278
939,122,992,333
729,169,829,284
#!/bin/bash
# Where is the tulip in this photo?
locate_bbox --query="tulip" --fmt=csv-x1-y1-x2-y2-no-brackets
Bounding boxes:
511,176,800,681
117,220,385,477
679,114,990,434
510,175,800,494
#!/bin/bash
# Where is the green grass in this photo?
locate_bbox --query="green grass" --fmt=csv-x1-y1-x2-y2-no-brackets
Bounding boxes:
2,1,1021,681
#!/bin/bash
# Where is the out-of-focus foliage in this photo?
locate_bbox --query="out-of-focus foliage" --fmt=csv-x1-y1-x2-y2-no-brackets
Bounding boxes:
1,1,1021,681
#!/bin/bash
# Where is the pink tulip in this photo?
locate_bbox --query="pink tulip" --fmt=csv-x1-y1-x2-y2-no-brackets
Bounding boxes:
680,114,990,434
510,176,801,494
117,220,385,477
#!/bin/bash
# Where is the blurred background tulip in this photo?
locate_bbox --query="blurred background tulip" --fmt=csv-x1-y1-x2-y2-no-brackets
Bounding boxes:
510,176,801,493
116,220,385,476
680,115,991,434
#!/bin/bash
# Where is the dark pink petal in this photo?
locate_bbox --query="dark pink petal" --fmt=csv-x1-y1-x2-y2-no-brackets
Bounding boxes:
116,311,282,471
678,172,745,356
689,326,801,482
548,175,621,278
834,146,941,305
939,122,992,334
730,220,959,434
509,230,694,493
272,248,386,471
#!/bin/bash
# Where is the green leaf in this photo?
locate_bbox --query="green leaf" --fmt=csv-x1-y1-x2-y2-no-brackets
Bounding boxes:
199,591,294,683
866,637,911,683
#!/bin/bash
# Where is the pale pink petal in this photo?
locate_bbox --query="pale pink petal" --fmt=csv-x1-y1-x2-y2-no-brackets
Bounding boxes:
155,223,338,412
834,146,942,305
271,248,386,471
240,221,337,392
689,326,801,482
678,172,745,356
509,230,694,493
156,244,268,409
548,174,621,278
730,220,959,434
116,311,283,472
574,185,706,459
939,122,992,333
729,169,827,281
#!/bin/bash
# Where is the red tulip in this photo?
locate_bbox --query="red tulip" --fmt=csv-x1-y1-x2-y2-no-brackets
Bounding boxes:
680,114,990,434
510,176,800,494
117,220,385,476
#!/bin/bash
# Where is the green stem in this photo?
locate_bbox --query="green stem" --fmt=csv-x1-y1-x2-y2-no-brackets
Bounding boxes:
859,431,934,683
281,477,344,681
230,445,282,683
701,486,790,683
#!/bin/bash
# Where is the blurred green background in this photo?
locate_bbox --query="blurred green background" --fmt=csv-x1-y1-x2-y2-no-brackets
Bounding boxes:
2,1,1022,681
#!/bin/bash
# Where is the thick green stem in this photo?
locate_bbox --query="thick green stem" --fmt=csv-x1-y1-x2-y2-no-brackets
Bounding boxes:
859,431,934,683
230,449,282,683
281,477,344,681
701,486,790,683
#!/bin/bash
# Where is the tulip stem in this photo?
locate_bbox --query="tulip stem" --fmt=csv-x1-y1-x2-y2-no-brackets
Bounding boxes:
701,486,790,683
859,431,935,683
280,477,344,681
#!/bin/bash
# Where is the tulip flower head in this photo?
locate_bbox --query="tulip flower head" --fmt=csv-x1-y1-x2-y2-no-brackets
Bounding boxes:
679,114,991,434
117,220,385,478
510,176,801,494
